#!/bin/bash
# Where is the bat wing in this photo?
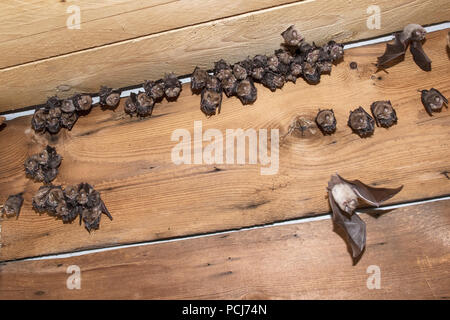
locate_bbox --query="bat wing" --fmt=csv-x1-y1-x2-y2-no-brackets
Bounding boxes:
410,41,431,71
101,200,113,220
337,174,403,207
329,191,366,258
377,32,407,68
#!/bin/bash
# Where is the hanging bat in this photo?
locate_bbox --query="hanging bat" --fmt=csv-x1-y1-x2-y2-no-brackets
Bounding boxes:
377,24,431,71
420,88,448,116
447,31,450,49
1,193,24,219
327,174,403,259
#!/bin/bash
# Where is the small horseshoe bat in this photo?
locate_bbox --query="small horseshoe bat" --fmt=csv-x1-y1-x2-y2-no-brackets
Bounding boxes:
327,174,403,259
420,88,448,116
377,24,431,71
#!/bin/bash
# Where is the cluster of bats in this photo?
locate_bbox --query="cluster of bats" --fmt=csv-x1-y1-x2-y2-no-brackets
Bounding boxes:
314,100,398,137
1,145,111,233
32,182,112,232
125,73,181,117
191,25,344,117
30,74,183,134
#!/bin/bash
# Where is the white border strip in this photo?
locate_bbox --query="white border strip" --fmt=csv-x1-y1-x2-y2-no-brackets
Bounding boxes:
14,195,449,262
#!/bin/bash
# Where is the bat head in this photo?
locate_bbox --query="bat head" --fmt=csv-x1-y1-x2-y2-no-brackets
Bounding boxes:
403,24,426,42
331,183,359,214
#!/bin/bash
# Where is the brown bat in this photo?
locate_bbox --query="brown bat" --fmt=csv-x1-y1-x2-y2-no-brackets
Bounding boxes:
1,193,24,219
327,174,403,259
420,88,448,116
377,24,431,71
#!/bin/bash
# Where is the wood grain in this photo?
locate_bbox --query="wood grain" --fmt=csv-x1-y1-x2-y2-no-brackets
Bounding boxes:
0,30,449,261
0,200,448,299
1,0,449,111
0,0,300,68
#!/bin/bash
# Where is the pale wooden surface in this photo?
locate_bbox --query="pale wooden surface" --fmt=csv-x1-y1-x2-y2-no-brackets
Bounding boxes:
0,200,448,299
1,0,449,111
0,30,449,261
0,0,300,68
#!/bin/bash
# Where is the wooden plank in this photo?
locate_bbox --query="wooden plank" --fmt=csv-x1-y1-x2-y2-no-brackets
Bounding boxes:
0,200,448,299
1,0,449,111
0,30,449,261
0,0,300,68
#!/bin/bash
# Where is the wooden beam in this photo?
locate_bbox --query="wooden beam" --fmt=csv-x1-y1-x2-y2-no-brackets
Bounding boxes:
0,200,448,299
0,0,449,111
0,30,449,261
0,0,300,68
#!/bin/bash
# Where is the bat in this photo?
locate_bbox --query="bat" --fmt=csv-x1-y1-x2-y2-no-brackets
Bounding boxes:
32,183,112,233
377,32,407,67
347,107,375,137
164,73,182,101
191,67,209,93
377,24,431,71
420,88,448,116
327,174,403,259
124,92,155,117
99,86,121,108
236,78,257,105
315,109,337,135
281,25,304,47
200,75,223,117
1,193,24,219
370,100,398,128
24,145,62,183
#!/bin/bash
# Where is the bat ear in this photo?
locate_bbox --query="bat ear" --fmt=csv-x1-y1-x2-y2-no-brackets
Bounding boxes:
329,191,366,258
336,174,403,207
